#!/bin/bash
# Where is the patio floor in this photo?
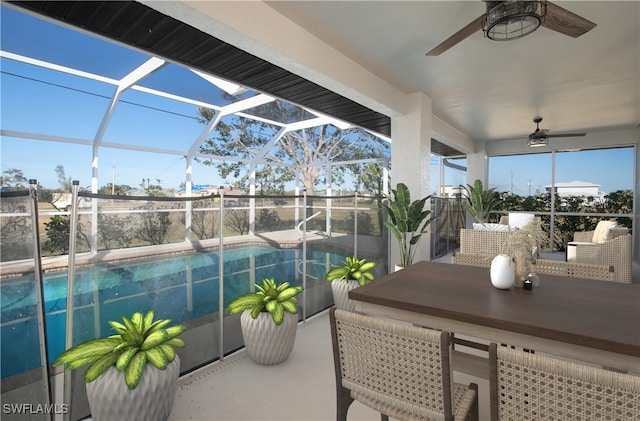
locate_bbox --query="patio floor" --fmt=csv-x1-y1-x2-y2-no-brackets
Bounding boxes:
167,309,491,421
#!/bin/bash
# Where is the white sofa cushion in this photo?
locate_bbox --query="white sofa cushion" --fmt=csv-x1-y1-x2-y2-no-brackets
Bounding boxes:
473,223,511,232
508,212,535,229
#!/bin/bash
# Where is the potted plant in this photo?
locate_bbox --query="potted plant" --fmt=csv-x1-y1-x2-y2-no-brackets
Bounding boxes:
381,182,439,269
53,310,186,421
227,278,303,365
326,256,376,311
460,179,499,223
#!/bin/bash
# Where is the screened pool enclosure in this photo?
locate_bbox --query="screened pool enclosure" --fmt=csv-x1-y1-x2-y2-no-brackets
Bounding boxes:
0,5,400,419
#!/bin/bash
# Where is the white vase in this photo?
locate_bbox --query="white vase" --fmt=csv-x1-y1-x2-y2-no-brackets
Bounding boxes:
490,254,515,289
240,311,298,365
331,279,360,311
85,355,180,421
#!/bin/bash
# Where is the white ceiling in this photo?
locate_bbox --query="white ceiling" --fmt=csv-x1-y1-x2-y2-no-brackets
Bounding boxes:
266,1,640,143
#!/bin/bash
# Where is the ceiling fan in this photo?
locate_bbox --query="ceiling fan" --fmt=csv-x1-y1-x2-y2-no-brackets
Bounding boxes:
527,116,586,147
426,1,596,56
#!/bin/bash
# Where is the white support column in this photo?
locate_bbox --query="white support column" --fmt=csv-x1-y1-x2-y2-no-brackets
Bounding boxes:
390,92,432,268
249,165,256,235
325,162,332,237
185,156,193,242
464,142,489,228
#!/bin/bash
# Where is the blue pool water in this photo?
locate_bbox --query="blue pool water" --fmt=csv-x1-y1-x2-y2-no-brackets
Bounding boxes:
1,245,344,379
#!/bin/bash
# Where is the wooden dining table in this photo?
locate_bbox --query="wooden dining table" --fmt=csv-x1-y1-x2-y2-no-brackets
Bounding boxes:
349,261,640,376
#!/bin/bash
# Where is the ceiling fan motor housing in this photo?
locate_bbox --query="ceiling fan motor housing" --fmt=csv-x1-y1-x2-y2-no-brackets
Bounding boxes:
483,1,546,40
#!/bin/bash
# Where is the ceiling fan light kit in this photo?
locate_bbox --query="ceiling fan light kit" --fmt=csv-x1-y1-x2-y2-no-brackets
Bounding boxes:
527,138,548,147
482,1,546,41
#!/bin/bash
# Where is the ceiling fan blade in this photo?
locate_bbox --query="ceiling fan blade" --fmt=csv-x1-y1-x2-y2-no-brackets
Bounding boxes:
542,2,597,38
546,132,587,138
426,15,483,56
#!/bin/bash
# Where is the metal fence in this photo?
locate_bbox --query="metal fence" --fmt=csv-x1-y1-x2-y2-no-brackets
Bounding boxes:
1,183,387,420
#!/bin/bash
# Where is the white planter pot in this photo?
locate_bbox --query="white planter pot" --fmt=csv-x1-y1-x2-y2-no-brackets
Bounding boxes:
490,254,515,289
331,280,360,311
240,311,298,365
85,355,180,421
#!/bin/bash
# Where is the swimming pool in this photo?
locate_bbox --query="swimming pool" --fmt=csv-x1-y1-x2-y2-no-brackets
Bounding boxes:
1,245,346,379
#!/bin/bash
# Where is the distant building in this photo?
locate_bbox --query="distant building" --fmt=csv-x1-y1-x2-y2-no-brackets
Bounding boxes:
174,184,218,197
174,185,244,198
544,181,604,200
439,185,464,198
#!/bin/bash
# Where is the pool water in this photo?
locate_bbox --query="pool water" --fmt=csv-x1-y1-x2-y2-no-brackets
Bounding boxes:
1,245,344,379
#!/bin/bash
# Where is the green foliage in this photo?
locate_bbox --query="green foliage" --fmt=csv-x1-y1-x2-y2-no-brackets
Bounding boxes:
227,278,303,325
381,183,439,267
98,214,134,249
98,183,132,195
326,256,376,286
461,180,500,223
495,189,633,250
52,311,186,389
256,208,282,231
43,215,71,254
140,178,165,197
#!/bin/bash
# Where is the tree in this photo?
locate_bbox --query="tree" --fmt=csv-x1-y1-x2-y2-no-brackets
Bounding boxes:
1,168,28,189
98,183,132,195
134,209,172,245
180,199,218,240
55,165,73,191
43,215,71,254
1,196,31,261
98,214,134,249
225,209,249,235
140,178,165,197
196,101,388,194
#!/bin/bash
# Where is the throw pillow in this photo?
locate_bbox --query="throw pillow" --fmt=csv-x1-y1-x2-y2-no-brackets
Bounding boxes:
592,220,617,243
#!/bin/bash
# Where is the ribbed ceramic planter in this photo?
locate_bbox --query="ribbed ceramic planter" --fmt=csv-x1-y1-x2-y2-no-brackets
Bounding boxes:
240,311,297,365
331,280,360,312
85,355,180,421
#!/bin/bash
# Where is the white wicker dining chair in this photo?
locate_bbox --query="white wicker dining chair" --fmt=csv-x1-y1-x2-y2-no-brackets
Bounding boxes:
330,308,479,421
489,343,640,420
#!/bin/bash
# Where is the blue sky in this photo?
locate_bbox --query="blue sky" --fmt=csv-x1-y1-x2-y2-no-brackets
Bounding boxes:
0,5,634,195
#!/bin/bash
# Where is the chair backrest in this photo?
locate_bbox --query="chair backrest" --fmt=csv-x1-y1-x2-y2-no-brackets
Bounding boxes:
460,228,509,256
489,343,640,421
452,252,493,268
330,308,455,420
531,259,615,282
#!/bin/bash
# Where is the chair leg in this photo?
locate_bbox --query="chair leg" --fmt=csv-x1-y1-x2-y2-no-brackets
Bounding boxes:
470,383,479,421
336,385,354,421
